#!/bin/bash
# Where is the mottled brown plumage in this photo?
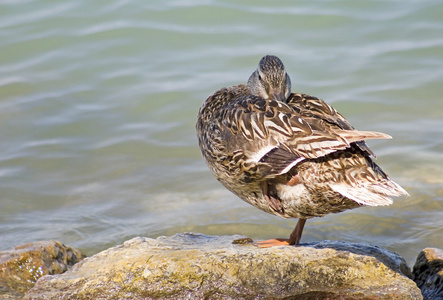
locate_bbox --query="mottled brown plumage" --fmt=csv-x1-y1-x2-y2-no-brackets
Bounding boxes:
196,55,408,246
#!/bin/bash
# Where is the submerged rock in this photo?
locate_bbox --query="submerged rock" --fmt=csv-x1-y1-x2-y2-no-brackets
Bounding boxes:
413,247,443,300
24,233,422,299
0,240,84,299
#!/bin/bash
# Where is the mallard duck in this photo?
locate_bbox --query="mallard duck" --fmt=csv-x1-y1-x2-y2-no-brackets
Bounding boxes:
196,55,408,247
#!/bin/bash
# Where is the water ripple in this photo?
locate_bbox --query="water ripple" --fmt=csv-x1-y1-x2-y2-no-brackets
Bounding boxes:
0,0,442,263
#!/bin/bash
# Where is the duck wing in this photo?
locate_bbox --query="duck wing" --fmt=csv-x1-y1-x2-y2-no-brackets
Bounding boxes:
221,94,390,178
287,93,379,157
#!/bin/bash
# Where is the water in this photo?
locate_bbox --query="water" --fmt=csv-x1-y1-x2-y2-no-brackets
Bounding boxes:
1,0,442,265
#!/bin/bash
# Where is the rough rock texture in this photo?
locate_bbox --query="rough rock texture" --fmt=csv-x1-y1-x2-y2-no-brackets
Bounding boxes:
24,233,422,299
413,247,443,300
0,240,84,299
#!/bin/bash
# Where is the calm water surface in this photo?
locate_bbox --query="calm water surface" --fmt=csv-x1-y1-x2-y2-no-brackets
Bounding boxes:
1,0,442,265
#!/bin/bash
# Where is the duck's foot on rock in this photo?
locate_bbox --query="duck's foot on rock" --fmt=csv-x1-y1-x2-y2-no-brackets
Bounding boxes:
255,238,292,248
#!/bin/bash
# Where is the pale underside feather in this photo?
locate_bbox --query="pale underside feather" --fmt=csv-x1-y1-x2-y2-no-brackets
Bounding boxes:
330,183,394,206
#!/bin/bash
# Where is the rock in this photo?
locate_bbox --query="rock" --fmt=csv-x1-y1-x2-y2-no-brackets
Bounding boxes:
413,248,443,300
24,233,422,299
0,240,84,299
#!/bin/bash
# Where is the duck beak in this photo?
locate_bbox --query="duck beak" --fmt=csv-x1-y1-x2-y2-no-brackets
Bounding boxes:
270,89,286,101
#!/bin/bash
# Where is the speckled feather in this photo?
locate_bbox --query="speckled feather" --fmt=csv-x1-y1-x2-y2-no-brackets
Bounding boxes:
196,55,408,220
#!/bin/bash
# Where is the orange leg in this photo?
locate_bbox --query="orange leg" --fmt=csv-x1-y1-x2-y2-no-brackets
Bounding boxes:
287,174,300,186
255,218,307,248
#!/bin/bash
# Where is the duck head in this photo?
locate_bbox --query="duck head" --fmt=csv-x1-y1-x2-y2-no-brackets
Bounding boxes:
247,55,291,102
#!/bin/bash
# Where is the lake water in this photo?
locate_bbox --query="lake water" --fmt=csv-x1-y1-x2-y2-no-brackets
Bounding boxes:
1,0,442,265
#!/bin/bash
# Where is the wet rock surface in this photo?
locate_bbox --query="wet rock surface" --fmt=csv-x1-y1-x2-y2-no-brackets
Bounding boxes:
0,240,84,299
413,247,443,300
24,233,422,299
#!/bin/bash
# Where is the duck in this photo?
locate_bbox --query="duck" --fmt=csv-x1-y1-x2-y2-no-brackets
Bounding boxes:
196,55,408,247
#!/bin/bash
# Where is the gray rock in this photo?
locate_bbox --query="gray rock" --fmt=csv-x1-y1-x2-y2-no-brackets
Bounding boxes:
0,240,84,299
413,247,443,300
24,233,422,299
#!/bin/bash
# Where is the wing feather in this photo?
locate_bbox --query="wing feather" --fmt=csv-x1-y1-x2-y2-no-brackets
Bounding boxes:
287,93,381,157
221,94,390,177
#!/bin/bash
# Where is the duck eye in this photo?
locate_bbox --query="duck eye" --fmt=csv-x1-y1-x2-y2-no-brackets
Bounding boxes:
258,74,262,80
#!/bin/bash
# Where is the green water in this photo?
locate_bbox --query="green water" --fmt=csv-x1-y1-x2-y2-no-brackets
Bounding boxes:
1,0,442,265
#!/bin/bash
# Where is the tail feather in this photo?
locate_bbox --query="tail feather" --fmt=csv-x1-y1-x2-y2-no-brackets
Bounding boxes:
330,179,408,207
337,130,392,144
